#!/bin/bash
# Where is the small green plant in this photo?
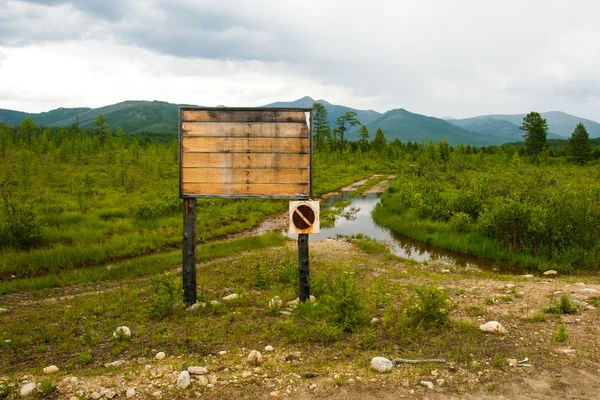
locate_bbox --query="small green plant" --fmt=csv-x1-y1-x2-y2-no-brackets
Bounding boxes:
39,379,56,394
528,313,546,322
544,295,577,315
149,274,181,319
553,324,567,342
492,353,506,369
449,212,472,233
251,261,269,289
485,297,494,305
78,352,93,365
487,383,496,393
500,294,512,303
404,285,456,328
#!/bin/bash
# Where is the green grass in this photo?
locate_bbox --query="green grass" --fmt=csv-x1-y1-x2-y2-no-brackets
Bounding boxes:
0,232,286,294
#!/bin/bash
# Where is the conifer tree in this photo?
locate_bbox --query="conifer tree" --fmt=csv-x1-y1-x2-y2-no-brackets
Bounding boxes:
312,102,331,152
567,122,592,164
519,112,548,162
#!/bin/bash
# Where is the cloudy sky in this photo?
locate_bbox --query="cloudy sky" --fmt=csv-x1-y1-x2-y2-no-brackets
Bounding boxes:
1,0,599,121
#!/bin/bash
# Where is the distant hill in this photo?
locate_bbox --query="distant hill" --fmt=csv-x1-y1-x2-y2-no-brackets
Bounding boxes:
265,97,504,146
448,112,600,139
0,101,184,133
5,97,597,146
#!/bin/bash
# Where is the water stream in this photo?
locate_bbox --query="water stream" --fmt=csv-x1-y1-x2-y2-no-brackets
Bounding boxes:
309,191,524,274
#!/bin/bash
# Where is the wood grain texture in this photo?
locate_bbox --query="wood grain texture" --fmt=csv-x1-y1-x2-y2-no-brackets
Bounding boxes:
182,137,309,154
182,121,309,138
181,153,309,169
182,182,309,196
182,167,308,184
182,109,307,123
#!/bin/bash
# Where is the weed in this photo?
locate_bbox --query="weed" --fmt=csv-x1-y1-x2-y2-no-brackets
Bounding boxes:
528,313,546,322
492,353,506,369
500,294,512,303
587,296,600,307
553,324,568,342
487,383,496,393
544,295,577,315
404,285,456,328
485,297,494,305
149,274,181,319
78,352,93,365
39,379,56,394
464,303,485,316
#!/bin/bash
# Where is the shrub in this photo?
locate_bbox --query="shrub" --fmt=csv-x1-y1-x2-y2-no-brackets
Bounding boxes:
449,212,472,233
3,200,43,249
553,324,567,342
78,352,93,365
405,285,456,328
149,274,181,319
544,295,577,315
39,379,56,394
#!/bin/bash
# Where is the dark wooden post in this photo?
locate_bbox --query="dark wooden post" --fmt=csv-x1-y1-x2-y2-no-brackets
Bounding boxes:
298,233,310,302
183,198,197,306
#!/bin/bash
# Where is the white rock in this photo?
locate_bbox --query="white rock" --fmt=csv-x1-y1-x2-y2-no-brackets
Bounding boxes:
264,345,274,352
268,296,282,308
581,288,599,295
370,317,381,325
441,269,451,274
247,350,263,364
113,326,131,338
543,270,558,276
222,293,238,301
20,383,36,397
126,387,136,398
241,371,252,379
105,390,116,399
218,350,227,355
479,321,506,334
270,391,281,398
151,390,162,398
420,381,434,389
309,383,318,390
209,300,220,306
43,365,59,374
206,384,215,389
69,377,78,384
188,366,208,375
370,357,393,373
90,392,102,400
505,284,515,289
208,375,218,385
186,302,206,311
104,360,125,368
155,352,166,360
177,371,191,389
436,378,445,386
507,358,518,367
0,308,8,313
196,376,209,386
523,274,534,278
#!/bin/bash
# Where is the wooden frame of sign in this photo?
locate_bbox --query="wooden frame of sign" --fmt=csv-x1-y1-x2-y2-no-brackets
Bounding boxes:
179,107,313,305
179,107,312,199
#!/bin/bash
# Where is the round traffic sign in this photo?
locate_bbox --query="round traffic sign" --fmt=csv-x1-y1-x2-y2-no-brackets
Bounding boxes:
292,204,315,230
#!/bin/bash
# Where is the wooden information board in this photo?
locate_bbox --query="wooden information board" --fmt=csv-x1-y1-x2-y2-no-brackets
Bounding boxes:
179,107,312,199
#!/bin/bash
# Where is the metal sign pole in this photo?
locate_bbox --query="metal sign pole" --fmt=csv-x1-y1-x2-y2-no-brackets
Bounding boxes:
183,198,197,306
298,233,310,302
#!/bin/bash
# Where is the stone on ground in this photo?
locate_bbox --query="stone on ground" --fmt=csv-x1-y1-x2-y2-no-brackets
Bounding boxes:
543,270,558,275
479,321,506,334
420,381,434,389
370,357,393,373
222,293,238,301
43,365,59,374
126,388,136,398
247,350,263,364
20,383,36,397
113,326,131,338
188,366,208,375
177,370,191,389
155,352,166,360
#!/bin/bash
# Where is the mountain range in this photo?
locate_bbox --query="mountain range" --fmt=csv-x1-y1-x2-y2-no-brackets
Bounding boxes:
1,97,598,146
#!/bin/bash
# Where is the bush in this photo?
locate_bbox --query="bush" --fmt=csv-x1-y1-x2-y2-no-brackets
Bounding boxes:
449,212,472,233
3,200,43,249
149,274,181,319
553,324,567,342
404,285,456,328
544,295,577,315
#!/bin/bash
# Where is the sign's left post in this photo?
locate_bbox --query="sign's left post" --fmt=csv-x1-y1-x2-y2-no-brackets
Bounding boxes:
182,198,197,306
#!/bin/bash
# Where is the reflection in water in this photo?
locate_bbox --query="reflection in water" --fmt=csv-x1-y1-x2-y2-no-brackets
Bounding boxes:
308,192,523,274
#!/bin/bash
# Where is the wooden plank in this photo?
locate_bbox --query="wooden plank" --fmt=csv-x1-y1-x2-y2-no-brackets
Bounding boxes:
182,121,309,138
182,109,307,123
182,167,308,184
181,152,309,169
182,182,309,197
182,137,309,154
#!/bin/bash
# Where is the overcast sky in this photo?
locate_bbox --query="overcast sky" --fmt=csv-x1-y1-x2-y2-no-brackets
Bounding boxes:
1,0,599,121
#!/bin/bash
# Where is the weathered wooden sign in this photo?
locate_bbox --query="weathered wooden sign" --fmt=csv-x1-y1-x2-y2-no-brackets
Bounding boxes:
179,107,312,199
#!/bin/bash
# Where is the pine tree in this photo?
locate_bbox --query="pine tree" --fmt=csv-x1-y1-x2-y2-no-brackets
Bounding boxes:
19,117,36,151
312,102,331,152
358,125,369,153
333,111,361,160
519,112,548,163
567,122,592,164
371,128,387,153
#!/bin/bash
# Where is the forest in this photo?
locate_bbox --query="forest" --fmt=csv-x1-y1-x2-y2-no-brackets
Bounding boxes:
0,105,599,296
